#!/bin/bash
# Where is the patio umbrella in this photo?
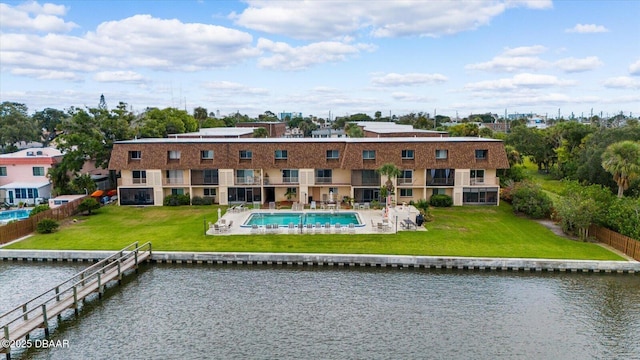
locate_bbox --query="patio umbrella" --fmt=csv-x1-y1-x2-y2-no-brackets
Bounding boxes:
91,190,104,197
107,189,117,197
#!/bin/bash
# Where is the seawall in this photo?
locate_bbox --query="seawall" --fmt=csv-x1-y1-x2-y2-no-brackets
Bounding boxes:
1,250,638,274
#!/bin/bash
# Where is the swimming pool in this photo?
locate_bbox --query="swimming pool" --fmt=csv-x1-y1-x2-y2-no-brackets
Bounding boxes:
0,209,32,224
242,211,364,228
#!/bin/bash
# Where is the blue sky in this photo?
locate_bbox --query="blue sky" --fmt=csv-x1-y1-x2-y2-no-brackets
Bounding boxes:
1,0,638,119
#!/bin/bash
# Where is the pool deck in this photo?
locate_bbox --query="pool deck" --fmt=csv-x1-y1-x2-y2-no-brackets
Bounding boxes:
206,205,426,235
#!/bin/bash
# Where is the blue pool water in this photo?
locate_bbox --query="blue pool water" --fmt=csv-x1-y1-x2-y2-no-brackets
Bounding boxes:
0,209,32,222
243,211,363,227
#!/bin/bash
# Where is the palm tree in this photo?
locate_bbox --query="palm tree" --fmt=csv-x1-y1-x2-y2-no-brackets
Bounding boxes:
601,140,640,198
377,163,402,195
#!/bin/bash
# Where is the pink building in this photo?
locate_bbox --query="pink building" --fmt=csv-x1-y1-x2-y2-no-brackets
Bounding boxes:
0,147,63,205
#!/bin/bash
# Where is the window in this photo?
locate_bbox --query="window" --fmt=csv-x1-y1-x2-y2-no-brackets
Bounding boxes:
129,151,141,160
168,150,181,160
402,150,414,159
363,150,376,160
286,187,297,196
275,150,288,159
132,170,146,184
166,170,184,184
329,187,338,194
240,150,252,159
201,150,214,159
433,188,446,195
282,169,299,183
203,169,218,184
0,167,6,176
398,170,413,185
171,188,184,195
203,188,216,197
463,187,498,205
399,189,413,197
326,150,339,159
316,169,332,183
475,149,488,159
32,167,45,176
471,169,485,184
436,149,448,159
14,188,38,199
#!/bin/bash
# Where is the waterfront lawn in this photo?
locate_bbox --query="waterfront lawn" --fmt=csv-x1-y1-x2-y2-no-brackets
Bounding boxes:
4,203,623,260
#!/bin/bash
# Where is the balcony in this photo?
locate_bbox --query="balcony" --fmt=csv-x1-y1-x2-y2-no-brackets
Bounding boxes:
235,176,262,185
191,170,219,185
397,178,414,186
264,176,299,185
315,177,333,184
163,177,186,185
351,171,380,186
426,177,454,186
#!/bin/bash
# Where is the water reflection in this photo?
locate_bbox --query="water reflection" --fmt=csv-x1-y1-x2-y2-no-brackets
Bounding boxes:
2,264,639,359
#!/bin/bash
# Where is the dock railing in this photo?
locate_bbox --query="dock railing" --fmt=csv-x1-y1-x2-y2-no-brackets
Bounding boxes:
0,242,152,357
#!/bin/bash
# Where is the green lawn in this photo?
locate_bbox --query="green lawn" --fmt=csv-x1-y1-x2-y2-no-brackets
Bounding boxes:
4,204,624,260
522,158,566,196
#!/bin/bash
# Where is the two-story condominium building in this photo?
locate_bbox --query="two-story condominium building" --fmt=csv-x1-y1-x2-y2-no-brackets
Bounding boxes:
0,147,63,205
108,137,509,207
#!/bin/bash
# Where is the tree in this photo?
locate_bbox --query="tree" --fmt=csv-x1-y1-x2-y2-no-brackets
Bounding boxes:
345,123,364,137
252,128,268,138
377,163,401,195
71,173,97,195
137,107,198,138
258,110,278,122
193,106,208,127
78,197,101,215
0,102,39,152
32,108,68,144
601,140,640,198
448,123,479,137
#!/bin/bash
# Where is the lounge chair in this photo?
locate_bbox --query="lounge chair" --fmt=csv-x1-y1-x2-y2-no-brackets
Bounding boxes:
334,223,342,233
288,222,296,234
213,223,221,234
306,223,314,233
310,201,317,210
348,223,356,234
315,222,322,234
324,222,331,233
364,202,370,210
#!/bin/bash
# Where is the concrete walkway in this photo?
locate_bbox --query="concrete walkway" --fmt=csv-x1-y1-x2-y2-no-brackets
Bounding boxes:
205,205,426,236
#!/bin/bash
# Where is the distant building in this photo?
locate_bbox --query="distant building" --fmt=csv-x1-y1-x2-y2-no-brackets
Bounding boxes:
355,122,448,138
279,112,302,121
311,129,346,138
0,147,63,205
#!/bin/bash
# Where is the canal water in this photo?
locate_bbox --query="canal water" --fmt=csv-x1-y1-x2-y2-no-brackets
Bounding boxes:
1,262,640,359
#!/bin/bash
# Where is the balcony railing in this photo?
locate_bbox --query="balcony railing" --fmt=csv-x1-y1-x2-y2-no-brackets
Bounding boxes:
164,177,186,185
470,178,485,185
191,171,219,185
315,177,333,184
132,178,147,185
426,178,454,186
397,178,413,186
235,176,262,185
264,177,299,185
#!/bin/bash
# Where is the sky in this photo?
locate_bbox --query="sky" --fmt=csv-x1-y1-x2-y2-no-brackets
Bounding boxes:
1,0,639,120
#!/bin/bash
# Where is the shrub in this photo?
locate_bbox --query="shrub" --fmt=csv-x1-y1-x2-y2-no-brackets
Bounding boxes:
36,218,59,234
164,193,191,206
429,194,453,207
29,204,50,217
414,198,430,213
191,196,213,205
511,181,553,219
78,198,101,215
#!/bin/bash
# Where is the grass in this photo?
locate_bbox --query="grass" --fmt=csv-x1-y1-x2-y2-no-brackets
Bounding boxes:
522,158,566,197
4,204,624,260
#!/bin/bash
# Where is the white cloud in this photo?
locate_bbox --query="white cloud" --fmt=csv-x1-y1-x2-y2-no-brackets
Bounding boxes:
465,45,549,72
10,68,82,81
603,76,640,89
202,81,269,96
502,45,548,57
391,92,435,102
566,24,609,33
232,1,551,40
465,73,576,91
0,14,259,80
256,38,374,70
371,73,448,86
629,59,640,76
555,56,603,73
0,2,77,32
93,71,146,83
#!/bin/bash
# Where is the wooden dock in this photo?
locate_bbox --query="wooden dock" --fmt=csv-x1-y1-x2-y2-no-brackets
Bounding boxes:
0,242,151,359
